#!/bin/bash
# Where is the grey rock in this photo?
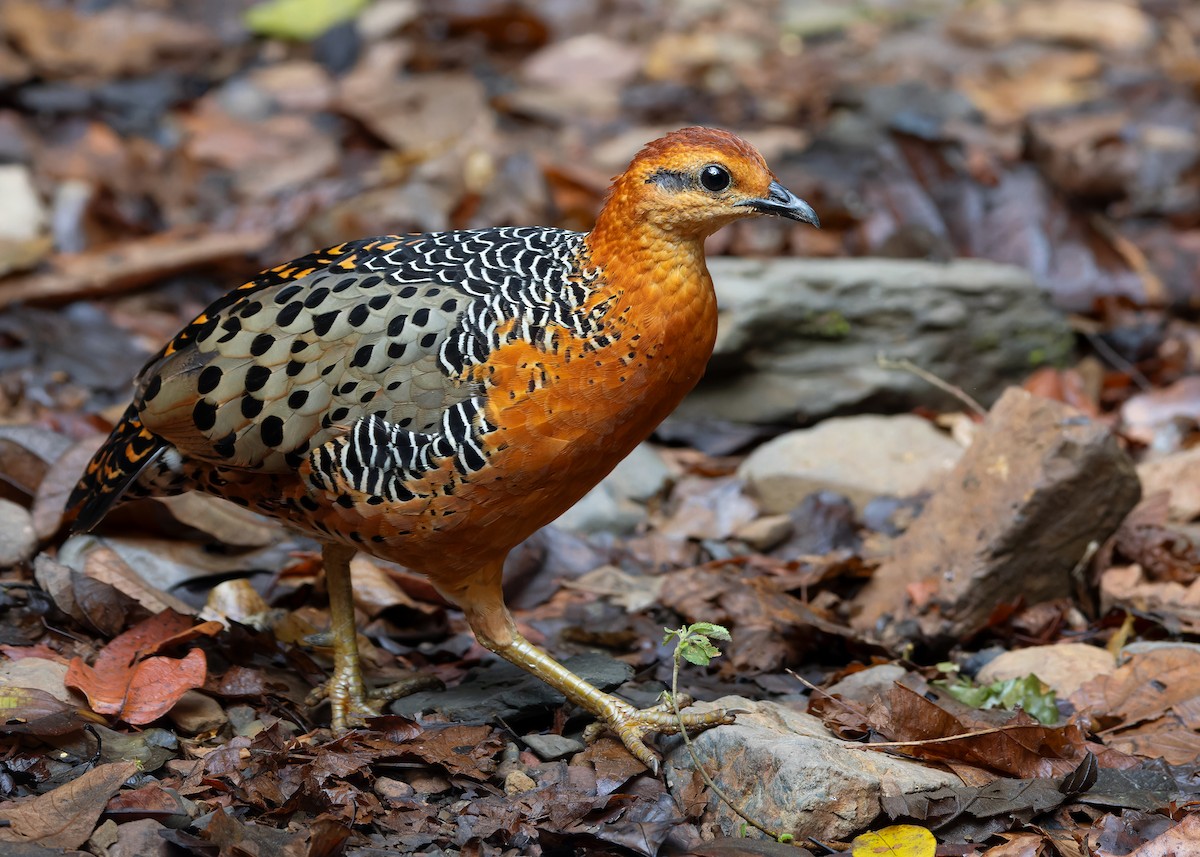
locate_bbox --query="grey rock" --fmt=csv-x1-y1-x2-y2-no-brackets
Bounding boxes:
664,697,958,840
0,165,46,241
853,388,1141,642
0,499,37,566
391,652,632,722
521,731,585,761
733,514,794,551
680,258,1073,425
825,664,908,705
739,414,962,513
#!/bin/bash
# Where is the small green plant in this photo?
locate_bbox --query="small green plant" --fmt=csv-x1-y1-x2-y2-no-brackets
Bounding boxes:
663,623,794,844
935,663,1059,725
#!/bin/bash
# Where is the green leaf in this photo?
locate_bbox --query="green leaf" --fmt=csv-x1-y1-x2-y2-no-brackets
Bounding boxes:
937,671,1059,725
244,0,369,41
689,622,731,641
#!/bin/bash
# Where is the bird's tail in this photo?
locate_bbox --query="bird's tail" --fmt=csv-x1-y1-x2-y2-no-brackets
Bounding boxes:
64,404,167,533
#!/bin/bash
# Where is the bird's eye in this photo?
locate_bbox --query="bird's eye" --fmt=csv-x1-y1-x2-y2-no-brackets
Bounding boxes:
700,164,731,193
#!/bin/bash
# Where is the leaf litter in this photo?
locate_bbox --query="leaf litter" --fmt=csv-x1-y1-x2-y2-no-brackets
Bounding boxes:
1,0,1200,854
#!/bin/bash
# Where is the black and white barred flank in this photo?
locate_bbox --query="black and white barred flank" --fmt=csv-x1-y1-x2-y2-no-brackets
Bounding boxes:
307,398,496,502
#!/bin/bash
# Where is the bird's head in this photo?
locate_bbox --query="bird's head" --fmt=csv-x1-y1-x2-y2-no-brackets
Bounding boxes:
597,127,819,241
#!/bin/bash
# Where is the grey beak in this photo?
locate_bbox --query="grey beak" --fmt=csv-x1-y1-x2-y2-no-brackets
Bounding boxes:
741,180,820,227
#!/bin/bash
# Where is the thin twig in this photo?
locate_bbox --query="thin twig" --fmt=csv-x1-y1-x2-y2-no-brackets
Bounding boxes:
876,353,987,418
670,651,788,842
1079,330,1153,392
846,724,1047,750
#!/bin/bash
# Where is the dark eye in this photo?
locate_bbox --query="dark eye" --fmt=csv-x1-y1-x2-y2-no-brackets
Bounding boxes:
700,164,731,192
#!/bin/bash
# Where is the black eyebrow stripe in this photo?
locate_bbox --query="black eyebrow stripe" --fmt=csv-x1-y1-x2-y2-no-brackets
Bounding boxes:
645,168,690,192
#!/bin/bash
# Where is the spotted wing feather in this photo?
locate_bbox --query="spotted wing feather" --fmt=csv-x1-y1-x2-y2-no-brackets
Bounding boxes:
68,227,598,527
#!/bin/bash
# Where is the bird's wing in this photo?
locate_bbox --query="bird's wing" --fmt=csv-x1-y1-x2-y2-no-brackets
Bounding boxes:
135,228,587,474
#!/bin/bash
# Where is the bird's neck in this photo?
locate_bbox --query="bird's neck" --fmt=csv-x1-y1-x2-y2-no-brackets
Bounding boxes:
582,205,720,397
583,204,714,308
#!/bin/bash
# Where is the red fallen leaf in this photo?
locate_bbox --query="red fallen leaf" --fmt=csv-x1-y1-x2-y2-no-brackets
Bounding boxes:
0,643,65,662
105,781,188,822
65,610,214,725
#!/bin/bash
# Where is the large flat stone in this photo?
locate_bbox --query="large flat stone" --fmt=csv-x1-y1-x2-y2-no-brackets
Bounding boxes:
852,388,1141,641
680,258,1073,425
738,414,962,513
664,697,958,841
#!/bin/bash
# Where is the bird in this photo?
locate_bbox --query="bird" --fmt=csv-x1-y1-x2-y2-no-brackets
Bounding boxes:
65,127,819,771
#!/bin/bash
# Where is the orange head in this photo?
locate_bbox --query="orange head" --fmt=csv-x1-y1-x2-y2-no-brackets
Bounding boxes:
593,127,819,241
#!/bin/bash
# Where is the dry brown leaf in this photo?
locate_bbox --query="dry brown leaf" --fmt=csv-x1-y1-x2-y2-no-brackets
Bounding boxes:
31,437,104,539
1125,813,1200,856
0,761,137,849
980,831,1049,856
0,228,272,309
0,685,96,736
1098,565,1200,634
349,554,424,618
0,425,72,496
1011,0,1154,52
870,675,1090,778
1070,647,1200,763
81,545,196,616
1,1,217,79
156,493,280,548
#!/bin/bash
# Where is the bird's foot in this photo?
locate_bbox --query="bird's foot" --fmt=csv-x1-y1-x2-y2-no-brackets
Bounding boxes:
582,693,735,774
307,672,443,732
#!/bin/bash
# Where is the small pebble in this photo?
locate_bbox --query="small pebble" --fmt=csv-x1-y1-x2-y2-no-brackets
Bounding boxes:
0,499,37,567
504,770,537,795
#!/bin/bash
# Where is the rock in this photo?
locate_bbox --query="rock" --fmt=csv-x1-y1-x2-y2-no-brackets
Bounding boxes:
733,514,794,551
504,770,538,794
664,697,958,840
0,164,46,241
0,499,36,566
392,652,632,722
678,258,1073,426
109,819,172,857
1137,446,1200,522
976,644,1116,697
555,443,671,534
521,732,585,761
825,664,908,705
739,415,962,513
167,690,228,735
375,776,415,802
853,389,1141,642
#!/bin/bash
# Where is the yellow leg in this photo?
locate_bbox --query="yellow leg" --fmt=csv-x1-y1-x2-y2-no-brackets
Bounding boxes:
441,564,734,773
306,542,440,730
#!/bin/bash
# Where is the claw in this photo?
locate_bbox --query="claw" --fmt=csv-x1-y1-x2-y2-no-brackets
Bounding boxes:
582,696,736,771
308,672,443,732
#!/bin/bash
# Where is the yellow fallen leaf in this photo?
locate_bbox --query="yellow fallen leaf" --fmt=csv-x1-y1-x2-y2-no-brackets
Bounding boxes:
851,824,937,857
244,0,368,41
